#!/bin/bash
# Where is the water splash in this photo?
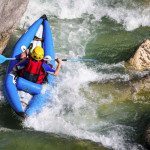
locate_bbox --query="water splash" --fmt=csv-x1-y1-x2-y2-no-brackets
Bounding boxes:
21,0,150,31
23,61,144,149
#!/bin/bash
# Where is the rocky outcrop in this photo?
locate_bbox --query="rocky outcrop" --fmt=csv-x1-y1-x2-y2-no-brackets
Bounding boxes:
128,39,150,70
127,39,150,99
0,0,29,53
128,39,150,148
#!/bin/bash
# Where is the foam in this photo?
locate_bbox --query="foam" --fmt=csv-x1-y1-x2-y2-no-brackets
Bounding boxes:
20,0,150,31
23,61,142,149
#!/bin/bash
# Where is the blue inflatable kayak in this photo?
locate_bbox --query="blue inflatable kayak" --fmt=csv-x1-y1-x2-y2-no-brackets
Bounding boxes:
4,15,56,118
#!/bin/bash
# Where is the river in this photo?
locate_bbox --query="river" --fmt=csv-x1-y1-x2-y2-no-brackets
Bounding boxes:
0,0,150,149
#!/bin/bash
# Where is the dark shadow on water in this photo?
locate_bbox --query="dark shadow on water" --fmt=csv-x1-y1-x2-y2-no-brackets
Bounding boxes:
0,103,23,129
0,34,24,130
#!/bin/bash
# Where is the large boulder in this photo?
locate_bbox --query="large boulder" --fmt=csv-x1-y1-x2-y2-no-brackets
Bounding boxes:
128,39,150,70
127,39,150,100
0,0,29,53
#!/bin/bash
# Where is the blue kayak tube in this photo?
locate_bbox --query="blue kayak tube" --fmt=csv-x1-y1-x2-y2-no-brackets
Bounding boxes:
4,15,56,118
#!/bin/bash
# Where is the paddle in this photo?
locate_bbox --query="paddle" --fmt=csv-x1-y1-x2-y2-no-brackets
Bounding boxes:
0,55,19,64
0,54,97,64
61,58,97,62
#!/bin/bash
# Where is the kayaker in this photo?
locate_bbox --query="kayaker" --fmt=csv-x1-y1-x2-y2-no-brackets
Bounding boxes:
20,36,43,59
13,46,62,84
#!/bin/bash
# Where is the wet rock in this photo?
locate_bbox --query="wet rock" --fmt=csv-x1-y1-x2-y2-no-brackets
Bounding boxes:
0,0,29,53
126,39,150,100
145,126,150,148
128,39,150,70
130,74,150,101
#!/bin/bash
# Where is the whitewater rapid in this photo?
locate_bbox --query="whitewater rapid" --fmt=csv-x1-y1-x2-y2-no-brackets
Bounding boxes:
21,0,150,31
7,0,150,149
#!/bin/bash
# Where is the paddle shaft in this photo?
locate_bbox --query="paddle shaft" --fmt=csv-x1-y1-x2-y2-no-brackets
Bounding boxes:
0,54,96,64
6,58,19,60
60,58,96,62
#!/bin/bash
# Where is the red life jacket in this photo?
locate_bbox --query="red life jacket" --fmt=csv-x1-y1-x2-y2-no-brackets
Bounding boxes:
19,58,47,84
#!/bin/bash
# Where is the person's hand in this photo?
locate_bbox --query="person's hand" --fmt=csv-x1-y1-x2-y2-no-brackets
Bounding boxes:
55,58,62,65
53,58,62,76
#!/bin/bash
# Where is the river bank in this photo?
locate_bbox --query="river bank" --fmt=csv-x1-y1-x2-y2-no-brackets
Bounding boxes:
0,0,29,53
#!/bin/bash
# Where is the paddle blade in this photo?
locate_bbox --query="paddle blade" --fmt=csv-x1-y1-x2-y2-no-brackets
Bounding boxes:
0,55,17,64
0,55,7,64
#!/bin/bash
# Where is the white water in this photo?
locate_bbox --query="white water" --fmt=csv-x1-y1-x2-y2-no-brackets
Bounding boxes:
23,62,130,150
21,0,150,31
23,60,144,150
14,0,150,149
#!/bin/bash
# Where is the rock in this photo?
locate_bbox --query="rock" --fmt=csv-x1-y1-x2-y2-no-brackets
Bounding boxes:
127,39,150,100
130,75,150,101
128,39,150,70
0,0,29,53
145,126,150,148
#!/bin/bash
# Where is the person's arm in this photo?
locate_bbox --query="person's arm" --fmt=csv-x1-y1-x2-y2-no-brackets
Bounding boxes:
54,58,62,76
42,58,62,75
20,43,33,59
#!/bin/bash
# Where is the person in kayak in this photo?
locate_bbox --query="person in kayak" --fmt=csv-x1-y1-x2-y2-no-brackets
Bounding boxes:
13,46,62,84
20,35,44,59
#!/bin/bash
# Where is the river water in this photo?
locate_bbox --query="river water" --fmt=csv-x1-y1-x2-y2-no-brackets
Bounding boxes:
0,0,150,150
